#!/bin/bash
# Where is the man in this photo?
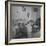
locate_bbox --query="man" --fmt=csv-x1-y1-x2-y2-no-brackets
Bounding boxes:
16,23,27,38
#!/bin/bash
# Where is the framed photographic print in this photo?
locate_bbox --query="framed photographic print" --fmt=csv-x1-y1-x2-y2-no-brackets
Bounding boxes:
5,1,45,45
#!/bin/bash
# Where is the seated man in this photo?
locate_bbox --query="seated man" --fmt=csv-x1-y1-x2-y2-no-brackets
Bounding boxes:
15,23,27,38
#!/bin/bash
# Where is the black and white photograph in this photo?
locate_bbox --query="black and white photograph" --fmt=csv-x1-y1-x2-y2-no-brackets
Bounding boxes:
5,1,45,45
10,4,41,39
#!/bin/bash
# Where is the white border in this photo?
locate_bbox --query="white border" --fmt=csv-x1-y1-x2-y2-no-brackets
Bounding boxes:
8,2,44,43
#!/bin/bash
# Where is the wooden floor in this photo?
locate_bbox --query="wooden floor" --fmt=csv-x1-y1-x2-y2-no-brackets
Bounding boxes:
31,31,40,38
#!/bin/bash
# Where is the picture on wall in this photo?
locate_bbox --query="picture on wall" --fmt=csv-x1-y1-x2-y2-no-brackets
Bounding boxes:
5,1,45,45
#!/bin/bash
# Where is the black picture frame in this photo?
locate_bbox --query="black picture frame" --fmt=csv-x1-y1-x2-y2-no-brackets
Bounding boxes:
5,1,45,45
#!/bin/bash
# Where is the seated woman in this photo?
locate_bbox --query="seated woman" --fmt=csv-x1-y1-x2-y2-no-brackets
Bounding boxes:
32,18,40,33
